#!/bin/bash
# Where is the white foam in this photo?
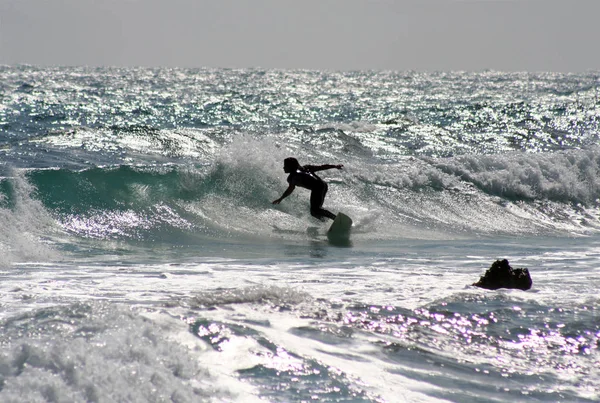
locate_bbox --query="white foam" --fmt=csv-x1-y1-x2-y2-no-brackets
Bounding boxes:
432,147,600,205
0,303,259,402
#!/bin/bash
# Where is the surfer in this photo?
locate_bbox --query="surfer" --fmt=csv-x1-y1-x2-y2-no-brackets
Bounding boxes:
272,157,343,221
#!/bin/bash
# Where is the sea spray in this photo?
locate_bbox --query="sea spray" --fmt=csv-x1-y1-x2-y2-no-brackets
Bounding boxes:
0,170,59,266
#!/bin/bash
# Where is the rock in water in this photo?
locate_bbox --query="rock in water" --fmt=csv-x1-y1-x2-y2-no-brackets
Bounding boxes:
473,259,532,291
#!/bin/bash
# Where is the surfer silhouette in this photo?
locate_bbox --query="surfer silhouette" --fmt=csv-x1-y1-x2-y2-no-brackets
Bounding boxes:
272,157,343,221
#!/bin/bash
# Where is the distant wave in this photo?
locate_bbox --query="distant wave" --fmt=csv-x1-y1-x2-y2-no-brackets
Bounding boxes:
431,147,600,205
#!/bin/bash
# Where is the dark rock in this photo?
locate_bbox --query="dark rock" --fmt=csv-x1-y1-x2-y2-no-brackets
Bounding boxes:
473,259,532,291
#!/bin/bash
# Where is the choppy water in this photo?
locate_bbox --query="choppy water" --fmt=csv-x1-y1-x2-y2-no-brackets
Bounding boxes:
1,66,600,402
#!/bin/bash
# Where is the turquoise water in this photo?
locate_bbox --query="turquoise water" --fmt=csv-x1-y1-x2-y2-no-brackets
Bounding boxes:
1,66,599,402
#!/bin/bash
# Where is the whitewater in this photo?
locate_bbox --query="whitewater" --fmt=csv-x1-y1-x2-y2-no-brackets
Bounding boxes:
1,66,599,402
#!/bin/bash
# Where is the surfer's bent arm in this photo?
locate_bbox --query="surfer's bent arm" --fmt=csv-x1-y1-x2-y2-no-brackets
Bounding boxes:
272,184,295,204
305,164,343,172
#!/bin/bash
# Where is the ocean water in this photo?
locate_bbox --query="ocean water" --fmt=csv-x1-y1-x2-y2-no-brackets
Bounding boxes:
1,66,600,402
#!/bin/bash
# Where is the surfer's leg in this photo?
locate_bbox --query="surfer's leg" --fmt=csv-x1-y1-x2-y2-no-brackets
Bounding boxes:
309,188,324,219
310,185,336,220
319,209,337,220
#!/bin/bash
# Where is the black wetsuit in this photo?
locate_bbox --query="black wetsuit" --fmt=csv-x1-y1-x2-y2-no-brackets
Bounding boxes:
287,167,336,220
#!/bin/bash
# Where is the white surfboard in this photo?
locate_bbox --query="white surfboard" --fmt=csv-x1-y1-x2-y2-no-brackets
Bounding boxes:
327,212,352,244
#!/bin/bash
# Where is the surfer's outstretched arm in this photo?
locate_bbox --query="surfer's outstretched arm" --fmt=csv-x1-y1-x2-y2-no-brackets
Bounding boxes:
272,184,296,204
305,164,343,172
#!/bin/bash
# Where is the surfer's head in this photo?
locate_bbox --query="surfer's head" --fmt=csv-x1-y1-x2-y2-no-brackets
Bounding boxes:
283,157,300,173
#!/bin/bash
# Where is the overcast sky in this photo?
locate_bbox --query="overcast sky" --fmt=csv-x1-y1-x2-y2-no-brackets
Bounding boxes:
1,0,599,72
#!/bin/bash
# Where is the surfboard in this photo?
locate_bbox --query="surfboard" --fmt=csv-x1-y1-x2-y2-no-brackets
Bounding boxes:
327,212,352,244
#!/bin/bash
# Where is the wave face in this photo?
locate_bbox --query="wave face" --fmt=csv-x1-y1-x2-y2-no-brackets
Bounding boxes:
1,145,598,251
1,67,599,252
